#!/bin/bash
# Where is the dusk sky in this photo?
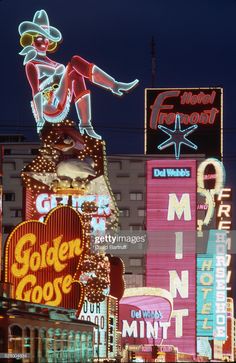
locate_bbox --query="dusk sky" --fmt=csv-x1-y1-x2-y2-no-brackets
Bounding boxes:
1,0,236,191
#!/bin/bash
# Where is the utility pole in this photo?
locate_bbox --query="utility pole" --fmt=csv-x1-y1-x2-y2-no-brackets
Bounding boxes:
151,36,157,87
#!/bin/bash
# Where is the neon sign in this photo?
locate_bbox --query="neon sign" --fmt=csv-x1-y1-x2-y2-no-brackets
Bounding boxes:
214,231,227,340
149,90,218,128
35,193,111,218
152,167,191,178
157,114,198,159
145,88,222,158
197,158,225,231
217,188,232,230
146,159,196,354
19,9,138,138
130,310,163,319
216,188,232,293
33,192,111,236
80,298,108,358
197,256,214,336
122,319,170,339
167,193,192,221
119,287,173,345
197,230,227,340
5,206,86,311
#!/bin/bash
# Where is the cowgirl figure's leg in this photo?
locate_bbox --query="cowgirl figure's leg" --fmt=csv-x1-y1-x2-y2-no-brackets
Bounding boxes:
70,55,139,139
74,90,101,140
71,55,139,95
68,63,101,139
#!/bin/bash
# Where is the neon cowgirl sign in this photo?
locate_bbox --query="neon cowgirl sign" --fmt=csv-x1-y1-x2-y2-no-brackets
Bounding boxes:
18,10,138,138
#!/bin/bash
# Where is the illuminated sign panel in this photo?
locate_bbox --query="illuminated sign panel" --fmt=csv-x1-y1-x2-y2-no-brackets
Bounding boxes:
197,158,225,232
80,299,108,358
25,190,113,237
222,298,234,359
146,159,196,355
119,288,173,346
152,167,191,178
197,230,227,340
145,88,222,158
19,9,138,137
213,230,227,340
4,206,85,312
80,296,118,359
197,255,214,337
26,190,111,220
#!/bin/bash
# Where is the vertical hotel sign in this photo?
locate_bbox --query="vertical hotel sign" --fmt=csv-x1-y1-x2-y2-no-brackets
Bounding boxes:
145,88,223,158
146,160,196,355
197,230,227,340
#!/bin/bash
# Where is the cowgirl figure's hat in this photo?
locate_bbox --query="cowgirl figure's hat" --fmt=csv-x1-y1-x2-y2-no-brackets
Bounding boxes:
18,9,62,42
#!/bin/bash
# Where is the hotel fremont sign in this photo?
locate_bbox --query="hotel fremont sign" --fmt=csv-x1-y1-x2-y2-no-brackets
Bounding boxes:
145,88,222,158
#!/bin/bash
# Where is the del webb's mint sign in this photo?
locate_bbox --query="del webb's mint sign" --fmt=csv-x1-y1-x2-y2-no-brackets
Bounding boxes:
152,167,191,178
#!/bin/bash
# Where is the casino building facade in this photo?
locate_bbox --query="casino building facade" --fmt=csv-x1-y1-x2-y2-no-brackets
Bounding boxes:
0,290,95,362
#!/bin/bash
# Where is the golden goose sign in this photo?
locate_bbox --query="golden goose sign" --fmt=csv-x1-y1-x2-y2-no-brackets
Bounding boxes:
4,206,86,312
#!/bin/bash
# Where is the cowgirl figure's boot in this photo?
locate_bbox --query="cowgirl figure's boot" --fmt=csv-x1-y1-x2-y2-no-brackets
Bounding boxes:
75,91,101,140
91,65,139,96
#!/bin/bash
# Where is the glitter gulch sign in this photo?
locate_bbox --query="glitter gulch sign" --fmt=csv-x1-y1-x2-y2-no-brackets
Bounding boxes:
4,206,86,313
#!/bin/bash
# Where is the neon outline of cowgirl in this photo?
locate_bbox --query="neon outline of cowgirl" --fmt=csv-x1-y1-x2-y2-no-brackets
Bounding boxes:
19,9,139,139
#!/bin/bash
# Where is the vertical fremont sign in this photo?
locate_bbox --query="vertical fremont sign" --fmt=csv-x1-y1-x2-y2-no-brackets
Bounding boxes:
146,159,196,355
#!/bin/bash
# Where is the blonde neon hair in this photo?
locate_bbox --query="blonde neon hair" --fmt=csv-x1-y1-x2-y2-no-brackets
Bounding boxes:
20,32,59,53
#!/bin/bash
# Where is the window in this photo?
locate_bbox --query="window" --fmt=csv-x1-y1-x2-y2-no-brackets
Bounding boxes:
109,161,122,170
130,160,143,169
113,192,121,201
3,225,14,234
10,175,21,179
11,149,31,155
130,192,143,201
129,258,143,267
10,209,22,218
129,224,143,231
124,274,144,288
117,173,129,178
4,149,11,155
138,209,146,217
3,162,16,170
119,208,130,217
31,149,39,155
3,192,15,201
